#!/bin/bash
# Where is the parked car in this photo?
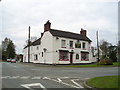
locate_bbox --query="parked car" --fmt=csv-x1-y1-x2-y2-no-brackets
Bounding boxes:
11,59,16,63
7,59,11,62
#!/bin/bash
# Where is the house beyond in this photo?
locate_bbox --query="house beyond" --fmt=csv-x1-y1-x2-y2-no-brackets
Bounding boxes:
23,21,97,64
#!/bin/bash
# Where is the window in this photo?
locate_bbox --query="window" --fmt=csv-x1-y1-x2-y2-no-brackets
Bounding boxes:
82,42,86,49
81,52,89,61
37,46,39,50
42,52,43,57
75,41,81,48
34,54,38,60
76,54,79,59
59,51,69,61
70,41,73,48
61,40,66,48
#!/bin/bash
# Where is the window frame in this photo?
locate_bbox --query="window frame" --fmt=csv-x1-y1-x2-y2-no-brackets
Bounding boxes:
36,46,39,50
82,42,86,49
76,54,79,59
81,52,89,61
61,40,66,48
59,51,69,61
70,41,74,49
34,54,38,60
75,41,81,48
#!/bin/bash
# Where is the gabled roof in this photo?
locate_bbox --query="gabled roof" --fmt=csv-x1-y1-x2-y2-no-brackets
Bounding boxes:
24,29,91,49
49,29,92,42
24,38,41,49
32,38,41,46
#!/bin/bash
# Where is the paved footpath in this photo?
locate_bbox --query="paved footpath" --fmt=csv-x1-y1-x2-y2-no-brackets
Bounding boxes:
1,62,118,90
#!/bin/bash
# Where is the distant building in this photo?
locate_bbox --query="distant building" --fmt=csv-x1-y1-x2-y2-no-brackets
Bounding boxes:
16,54,23,62
23,21,97,64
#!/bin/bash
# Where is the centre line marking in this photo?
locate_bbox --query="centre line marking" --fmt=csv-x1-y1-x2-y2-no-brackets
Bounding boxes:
20,76,30,79
31,76,41,79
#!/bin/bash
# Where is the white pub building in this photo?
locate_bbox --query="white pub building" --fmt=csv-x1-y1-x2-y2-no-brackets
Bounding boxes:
23,21,96,64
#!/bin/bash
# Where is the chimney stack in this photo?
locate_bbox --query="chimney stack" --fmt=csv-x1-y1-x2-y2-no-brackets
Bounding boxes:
44,20,51,32
80,28,87,36
41,33,43,37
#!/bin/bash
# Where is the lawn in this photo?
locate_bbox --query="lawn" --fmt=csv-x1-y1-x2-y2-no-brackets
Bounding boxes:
65,62,120,68
87,76,119,89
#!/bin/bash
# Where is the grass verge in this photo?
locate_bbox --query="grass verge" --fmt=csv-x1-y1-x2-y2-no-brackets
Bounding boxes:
87,76,119,89
65,62,120,67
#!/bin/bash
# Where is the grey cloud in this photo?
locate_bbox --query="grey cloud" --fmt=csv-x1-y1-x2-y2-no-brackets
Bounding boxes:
1,0,118,53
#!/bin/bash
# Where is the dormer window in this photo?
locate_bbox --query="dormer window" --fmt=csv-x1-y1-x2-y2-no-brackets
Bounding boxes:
61,40,66,48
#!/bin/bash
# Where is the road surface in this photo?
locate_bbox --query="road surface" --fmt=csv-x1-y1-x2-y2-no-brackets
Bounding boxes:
1,62,118,90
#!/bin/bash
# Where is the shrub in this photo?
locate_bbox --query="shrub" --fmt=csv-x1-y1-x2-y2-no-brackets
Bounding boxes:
97,60,113,65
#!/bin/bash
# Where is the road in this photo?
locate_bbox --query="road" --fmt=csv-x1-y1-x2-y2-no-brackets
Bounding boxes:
1,62,118,90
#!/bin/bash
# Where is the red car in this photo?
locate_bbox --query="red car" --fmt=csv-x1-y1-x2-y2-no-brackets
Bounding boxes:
11,59,16,63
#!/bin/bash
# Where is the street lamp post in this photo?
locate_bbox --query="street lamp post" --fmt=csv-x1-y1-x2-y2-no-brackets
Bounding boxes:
96,31,100,62
28,26,30,63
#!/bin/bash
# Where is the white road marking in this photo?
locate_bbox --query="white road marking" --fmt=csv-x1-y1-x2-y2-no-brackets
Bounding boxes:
20,76,30,79
42,77,49,79
31,76,41,79
1,76,10,79
71,79,84,88
59,77,69,79
57,78,62,82
44,77,81,88
9,76,20,79
21,83,47,90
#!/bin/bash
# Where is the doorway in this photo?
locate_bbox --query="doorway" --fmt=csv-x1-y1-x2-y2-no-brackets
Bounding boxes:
70,53,73,64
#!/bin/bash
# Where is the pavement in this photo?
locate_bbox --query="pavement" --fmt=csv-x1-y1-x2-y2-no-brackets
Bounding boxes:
1,62,118,90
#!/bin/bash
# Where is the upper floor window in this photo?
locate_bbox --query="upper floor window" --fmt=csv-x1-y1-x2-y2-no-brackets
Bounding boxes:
70,41,73,48
82,42,86,49
75,40,81,48
61,40,66,48
37,46,39,50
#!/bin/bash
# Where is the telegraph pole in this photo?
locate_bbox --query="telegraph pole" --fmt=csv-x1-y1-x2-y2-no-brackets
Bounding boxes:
28,26,30,63
96,31,100,62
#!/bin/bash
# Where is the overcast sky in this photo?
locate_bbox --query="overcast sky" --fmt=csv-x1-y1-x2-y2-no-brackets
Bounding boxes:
0,0,118,54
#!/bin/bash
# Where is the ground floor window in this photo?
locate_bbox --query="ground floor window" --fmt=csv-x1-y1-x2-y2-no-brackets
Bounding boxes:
76,54,79,59
34,54,38,60
81,52,89,61
59,50,69,61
